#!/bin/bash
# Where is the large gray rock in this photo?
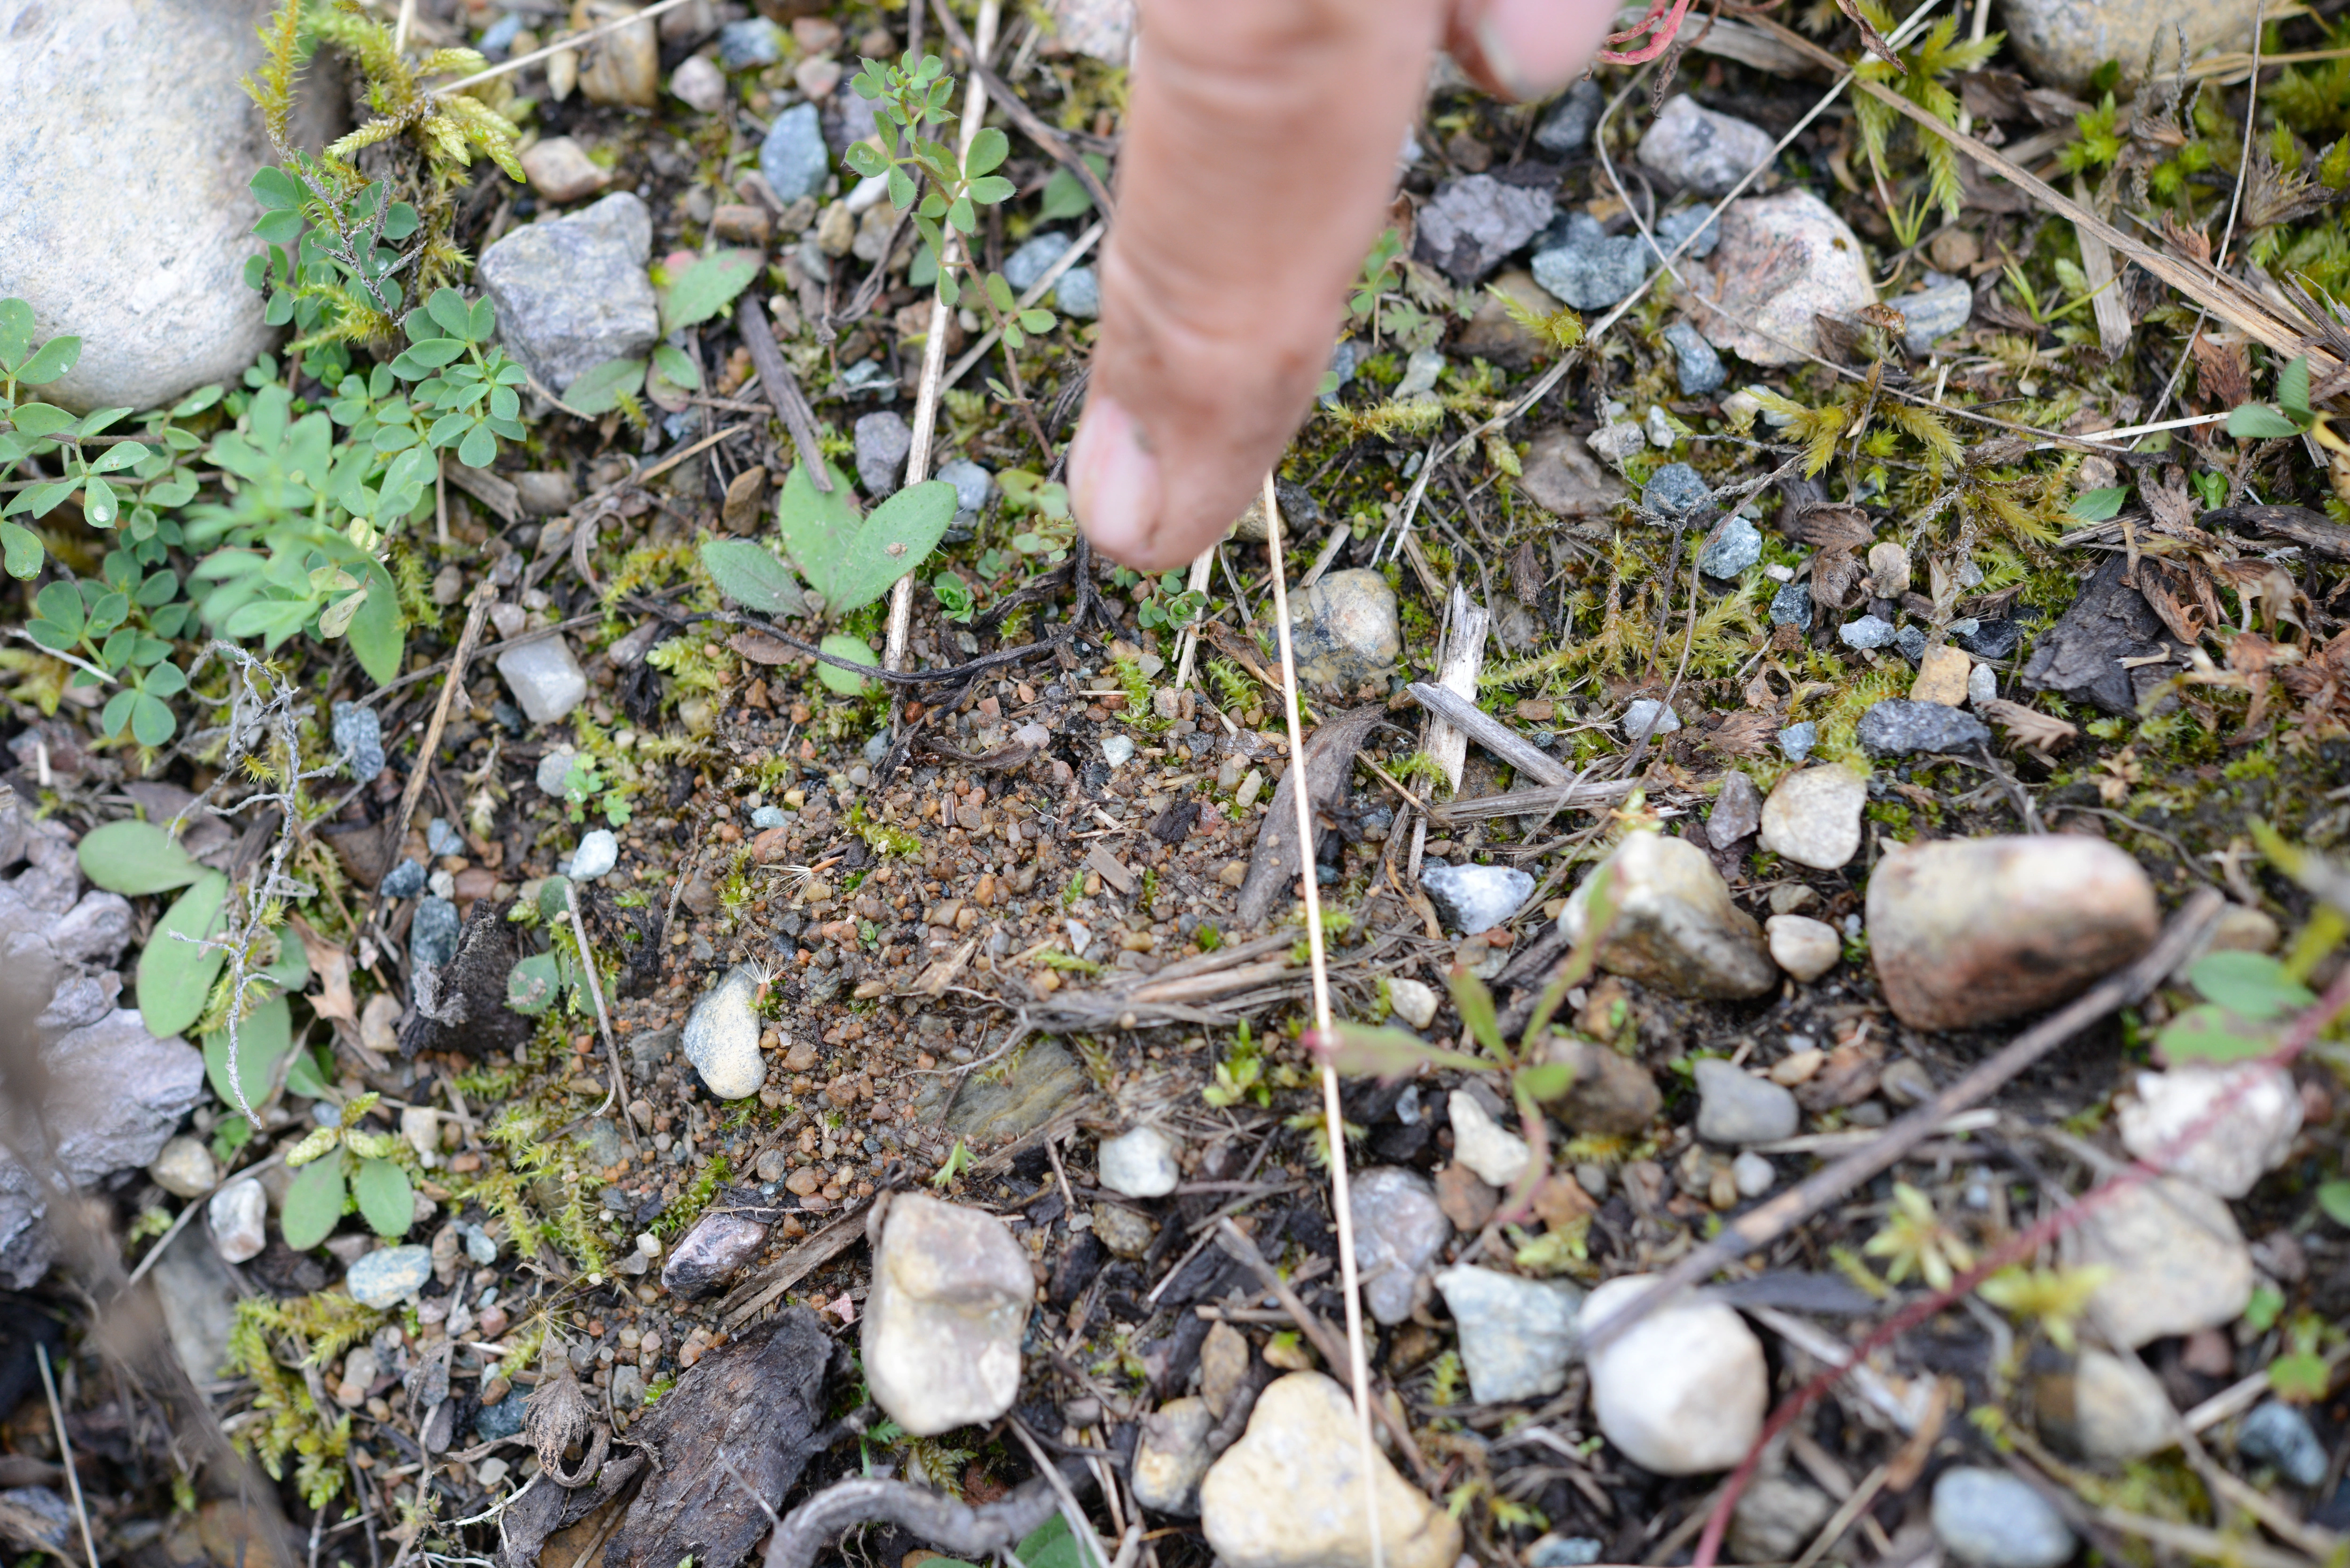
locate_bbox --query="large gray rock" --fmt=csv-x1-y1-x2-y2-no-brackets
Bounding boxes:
43,1009,205,1186
1416,174,1558,284
863,1193,1033,1436
1200,1372,1461,1568
0,0,340,412
2001,0,2247,92
478,193,659,392
1561,831,1776,999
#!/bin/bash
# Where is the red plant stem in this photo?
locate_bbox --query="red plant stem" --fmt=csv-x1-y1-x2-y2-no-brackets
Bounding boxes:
1690,960,2350,1568
1598,0,1699,63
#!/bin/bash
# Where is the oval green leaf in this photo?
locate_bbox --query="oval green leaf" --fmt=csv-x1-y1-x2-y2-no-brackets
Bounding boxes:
137,871,231,1039
280,1156,347,1251
203,994,294,1112
700,539,808,617
79,819,206,894
353,1157,415,1238
817,633,878,696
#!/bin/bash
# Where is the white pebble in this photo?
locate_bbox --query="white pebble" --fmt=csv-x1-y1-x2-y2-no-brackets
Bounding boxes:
568,827,619,881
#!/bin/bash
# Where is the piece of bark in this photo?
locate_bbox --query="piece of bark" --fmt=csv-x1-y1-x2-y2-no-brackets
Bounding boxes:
1427,777,1639,825
1234,703,1387,929
2020,554,2187,716
603,1309,835,1568
2206,503,2350,562
1421,585,1491,792
1405,683,1572,787
399,898,534,1059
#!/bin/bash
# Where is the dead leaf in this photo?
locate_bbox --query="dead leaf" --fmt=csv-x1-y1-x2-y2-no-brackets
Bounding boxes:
1785,502,1874,551
290,914,355,1024
728,629,798,665
1705,711,1778,757
1811,546,1865,611
1977,697,2079,757
2190,330,2252,412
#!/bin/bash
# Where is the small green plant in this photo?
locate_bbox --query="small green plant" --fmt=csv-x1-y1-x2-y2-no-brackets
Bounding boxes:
1852,0,2002,218
1341,228,1445,354
1864,1182,1974,1291
505,877,607,1018
384,289,528,468
933,570,977,623
26,562,191,745
1202,1019,1272,1108
2155,949,2317,1063
1000,468,1075,561
556,756,632,827
1976,1263,2110,1351
282,1092,415,1249
1133,569,1207,632
932,1137,974,1187
568,250,763,413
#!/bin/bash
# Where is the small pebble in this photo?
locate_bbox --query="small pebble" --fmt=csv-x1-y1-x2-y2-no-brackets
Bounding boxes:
1620,698,1680,739
1098,1126,1181,1198
568,828,619,881
1765,914,1841,982
1731,1150,1775,1197
1777,721,1817,762
2239,1401,2327,1487
1102,734,1136,767
682,964,766,1100
1840,614,1896,650
1447,1091,1530,1189
1386,976,1439,1030
345,1246,434,1308
1693,1060,1799,1145
1931,1467,2075,1568
1697,514,1759,577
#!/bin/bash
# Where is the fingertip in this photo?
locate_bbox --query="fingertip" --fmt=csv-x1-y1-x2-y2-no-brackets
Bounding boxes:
1458,0,1617,100
1070,391,1175,571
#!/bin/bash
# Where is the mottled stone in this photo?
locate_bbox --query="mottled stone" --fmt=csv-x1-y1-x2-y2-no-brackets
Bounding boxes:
1866,835,2157,1030
1856,698,1991,757
863,1193,1034,1435
1435,1265,1583,1403
759,103,830,205
1698,513,1759,575
2239,1401,2327,1487
1637,95,1777,196
1532,214,1649,310
661,1203,773,1299
1583,1275,1768,1474
1420,862,1534,935
682,963,767,1100
2118,1062,2300,1198
1896,275,1974,355
1643,462,1712,518
1688,192,1877,367
2001,0,2248,92
2068,1176,2252,1347
1562,832,1776,1000
1534,81,1604,155
1770,578,1813,630
346,1245,433,1308
1415,174,1557,283
1708,770,1761,845
1758,764,1864,870
1134,1397,1216,1516
854,409,912,498
208,1178,266,1264
2036,1348,2174,1463
1349,1168,1451,1326
1201,1373,1461,1568
1285,569,1400,691
1730,1478,1836,1563
1841,614,1897,649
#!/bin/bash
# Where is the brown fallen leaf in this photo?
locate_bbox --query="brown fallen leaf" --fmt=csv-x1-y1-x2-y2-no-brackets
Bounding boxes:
1235,703,1388,929
729,629,799,665
1977,697,2079,758
289,913,355,1025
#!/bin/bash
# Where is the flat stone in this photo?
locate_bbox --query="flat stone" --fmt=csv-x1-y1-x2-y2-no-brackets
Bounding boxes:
151,1223,239,1388
1531,214,1649,310
2118,1062,2300,1199
1589,419,1647,467
1420,862,1534,935
494,635,589,725
1415,173,1557,283
1694,1060,1800,1144
1896,275,1974,355
479,193,658,393
1435,1265,1583,1403
568,828,619,881
208,1178,266,1264
1447,1092,1530,1189
2239,1401,2327,1487
661,1202,774,1299
1583,1275,1768,1474
854,410,912,498
2001,0,2244,92
1285,569,1400,691
682,963,766,1100
1433,1163,1497,1233
1912,644,1974,705
1841,613,1897,649
1856,698,1991,757
1637,95,1776,196
1931,1468,2075,1568
2036,1348,2173,1463
1766,914,1841,983
43,1010,205,1187
1688,191,1876,367
1758,764,1864,870
760,103,831,204
1534,80,1604,155
2020,554,2185,716
1098,1127,1180,1198
1534,1039,1661,1135
1562,832,1776,1000
1621,698,1681,740
150,1136,217,1200
332,702,385,784
1200,1372,1461,1568
1513,425,1626,517
1642,461,1712,518
1730,1478,1836,1563
1350,1168,1451,1326
917,1039,1089,1140
863,1193,1033,1435
1770,578,1814,630
1386,977,1439,1030
1957,617,2022,659
1708,771,1761,845
520,136,610,204
1134,1397,1217,1516
346,1245,433,1308
2068,1176,2252,1347
2,0,345,412
1867,835,2157,1030
1698,513,1759,575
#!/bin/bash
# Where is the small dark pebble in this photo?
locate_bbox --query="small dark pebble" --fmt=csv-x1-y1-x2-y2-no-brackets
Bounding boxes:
1856,699,1991,757
1955,618,2022,659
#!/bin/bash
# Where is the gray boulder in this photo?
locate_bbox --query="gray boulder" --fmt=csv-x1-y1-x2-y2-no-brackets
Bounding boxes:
478,193,659,392
0,0,340,412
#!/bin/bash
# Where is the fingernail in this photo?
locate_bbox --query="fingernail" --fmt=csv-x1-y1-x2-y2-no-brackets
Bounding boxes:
1069,392,1164,567
1476,0,1593,100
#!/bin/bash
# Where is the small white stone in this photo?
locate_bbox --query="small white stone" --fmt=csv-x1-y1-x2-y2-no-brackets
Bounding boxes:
1102,734,1136,767
1766,913,1842,982
1448,1091,1530,1188
1386,976,1440,1030
669,53,726,113
536,747,578,796
149,1135,217,1199
1584,1274,1768,1474
1098,1126,1181,1198
1968,662,1998,706
400,1107,441,1169
1201,1372,1461,1568
2117,1062,2301,1199
1067,919,1092,958
568,828,619,881
1731,1150,1776,1197
1758,765,1865,871
494,635,589,725
208,1177,267,1264
681,963,766,1100
863,1193,1034,1436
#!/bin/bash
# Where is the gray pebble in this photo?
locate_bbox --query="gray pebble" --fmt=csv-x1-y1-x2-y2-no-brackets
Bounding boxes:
332,702,384,784
1531,214,1649,309
1694,1059,1799,1145
411,896,460,967
346,1245,434,1308
1643,462,1712,518
1856,699,1991,757
760,103,831,205
1698,514,1760,577
854,410,913,498
2239,1401,2327,1487
1533,80,1603,155
1665,321,1726,397
1840,614,1896,649
1054,265,1099,318
1420,862,1534,934
1770,578,1813,630
1931,1467,2076,1568
1778,721,1817,761
1003,232,1073,292
1897,274,1974,355
715,17,784,68
380,858,426,899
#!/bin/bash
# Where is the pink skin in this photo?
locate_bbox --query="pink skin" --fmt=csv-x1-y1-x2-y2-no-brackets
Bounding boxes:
1070,0,1622,571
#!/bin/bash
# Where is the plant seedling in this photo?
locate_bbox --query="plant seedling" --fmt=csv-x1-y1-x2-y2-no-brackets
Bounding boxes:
282,1091,415,1248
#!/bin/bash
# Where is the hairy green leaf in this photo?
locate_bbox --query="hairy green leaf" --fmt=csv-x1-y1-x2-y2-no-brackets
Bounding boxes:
281,1157,347,1251
817,632,878,695
662,250,762,334
78,819,207,894
701,539,808,617
137,872,230,1039
822,480,957,614
203,995,294,1112
353,1157,415,1237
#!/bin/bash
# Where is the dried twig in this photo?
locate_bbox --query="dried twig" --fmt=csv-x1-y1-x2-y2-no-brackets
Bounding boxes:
380,584,497,894
1260,474,1385,1568
736,296,832,491
435,0,700,93
1407,680,1569,788
759,1469,1080,1568
35,1346,98,1568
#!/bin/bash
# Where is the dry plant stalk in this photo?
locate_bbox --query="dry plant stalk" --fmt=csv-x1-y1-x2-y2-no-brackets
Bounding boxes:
1259,473,1385,1568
